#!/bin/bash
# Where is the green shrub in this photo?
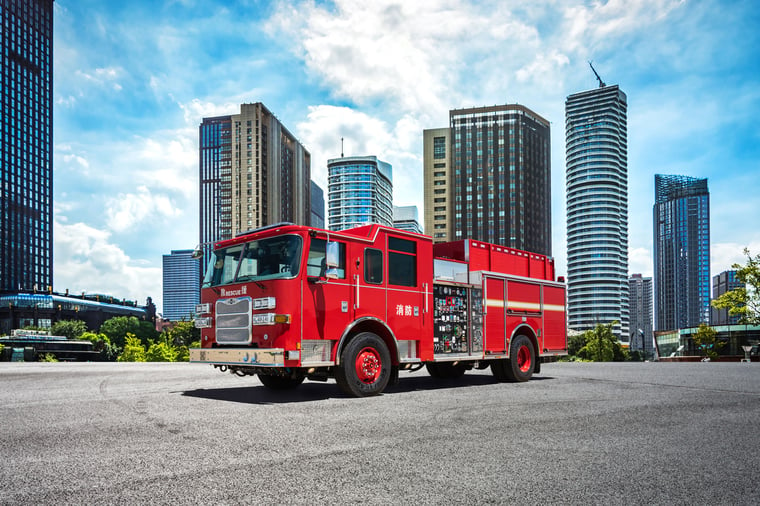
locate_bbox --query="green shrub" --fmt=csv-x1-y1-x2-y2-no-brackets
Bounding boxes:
117,334,146,362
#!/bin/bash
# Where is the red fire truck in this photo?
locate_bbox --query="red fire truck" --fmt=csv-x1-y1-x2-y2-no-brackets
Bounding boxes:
190,223,566,397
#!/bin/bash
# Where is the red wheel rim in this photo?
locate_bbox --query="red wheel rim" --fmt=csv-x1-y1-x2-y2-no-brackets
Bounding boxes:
516,345,531,373
355,347,382,384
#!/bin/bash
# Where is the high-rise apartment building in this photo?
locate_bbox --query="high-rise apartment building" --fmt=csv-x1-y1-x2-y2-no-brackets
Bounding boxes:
424,105,552,255
653,174,710,331
566,84,629,339
162,250,200,321
1,0,54,292
628,274,653,356
393,205,422,234
423,127,452,241
711,270,742,326
327,156,393,231
199,103,311,268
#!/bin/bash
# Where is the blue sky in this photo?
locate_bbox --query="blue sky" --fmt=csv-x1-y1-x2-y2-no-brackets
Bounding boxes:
52,0,760,315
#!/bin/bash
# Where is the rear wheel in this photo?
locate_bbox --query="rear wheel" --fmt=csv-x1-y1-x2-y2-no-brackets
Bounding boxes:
491,335,535,382
426,362,467,379
335,332,391,397
258,373,305,390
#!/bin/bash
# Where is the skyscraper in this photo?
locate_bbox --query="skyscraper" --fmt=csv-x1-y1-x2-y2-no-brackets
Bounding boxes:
1,0,54,292
162,250,200,321
424,104,552,255
423,127,452,241
565,84,629,339
393,205,422,234
628,274,653,356
199,103,311,267
327,155,393,231
653,174,710,331
310,181,325,229
711,270,742,326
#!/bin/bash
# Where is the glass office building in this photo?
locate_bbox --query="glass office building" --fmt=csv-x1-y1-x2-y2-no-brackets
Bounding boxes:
566,85,629,339
653,174,710,331
327,156,393,231
1,0,54,292
162,250,200,322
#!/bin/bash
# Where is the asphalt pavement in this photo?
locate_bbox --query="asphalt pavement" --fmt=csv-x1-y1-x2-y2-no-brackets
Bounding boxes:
1,361,758,505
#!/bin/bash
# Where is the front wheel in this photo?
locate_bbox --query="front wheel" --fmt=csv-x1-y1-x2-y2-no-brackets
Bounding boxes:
335,332,391,397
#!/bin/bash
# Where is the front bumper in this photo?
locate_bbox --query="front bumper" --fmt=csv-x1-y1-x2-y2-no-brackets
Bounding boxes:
190,347,284,367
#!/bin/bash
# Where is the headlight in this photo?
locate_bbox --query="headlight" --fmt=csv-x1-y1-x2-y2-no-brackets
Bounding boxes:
253,297,276,310
194,317,213,328
195,303,211,315
251,313,291,325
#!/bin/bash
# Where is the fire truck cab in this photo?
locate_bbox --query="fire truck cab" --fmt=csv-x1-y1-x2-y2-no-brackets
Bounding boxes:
190,223,566,397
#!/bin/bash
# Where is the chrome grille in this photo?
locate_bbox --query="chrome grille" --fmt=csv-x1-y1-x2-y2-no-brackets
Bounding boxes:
216,297,251,344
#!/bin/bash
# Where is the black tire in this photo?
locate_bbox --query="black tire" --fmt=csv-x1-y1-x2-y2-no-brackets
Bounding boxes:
258,372,305,390
490,359,510,381
335,332,391,397
426,362,443,378
505,335,535,382
491,335,535,382
427,362,466,379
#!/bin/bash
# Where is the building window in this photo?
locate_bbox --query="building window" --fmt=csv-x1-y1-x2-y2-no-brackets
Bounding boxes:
433,137,446,159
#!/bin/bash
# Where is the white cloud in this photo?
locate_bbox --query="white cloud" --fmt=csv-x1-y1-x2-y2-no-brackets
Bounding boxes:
712,241,760,278
54,220,161,309
560,0,685,54
75,66,123,90
177,98,239,126
106,185,183,232
629,247,653,278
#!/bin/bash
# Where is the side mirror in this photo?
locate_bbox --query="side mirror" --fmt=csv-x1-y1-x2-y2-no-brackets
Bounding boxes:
326,241,339,269
192,245,204,259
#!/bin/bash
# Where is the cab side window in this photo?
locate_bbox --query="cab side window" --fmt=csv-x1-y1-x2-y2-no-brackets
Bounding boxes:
364,248,383,284
307,239,346,278
388,237,417,287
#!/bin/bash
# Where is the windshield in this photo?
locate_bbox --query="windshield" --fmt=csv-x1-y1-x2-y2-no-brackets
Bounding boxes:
202,235,302,287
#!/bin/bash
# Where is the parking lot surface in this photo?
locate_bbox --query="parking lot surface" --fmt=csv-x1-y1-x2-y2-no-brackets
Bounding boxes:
1,361,758,504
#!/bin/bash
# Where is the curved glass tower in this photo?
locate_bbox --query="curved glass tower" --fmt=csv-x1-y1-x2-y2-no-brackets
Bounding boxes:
565,85,629,339
327,156,393,231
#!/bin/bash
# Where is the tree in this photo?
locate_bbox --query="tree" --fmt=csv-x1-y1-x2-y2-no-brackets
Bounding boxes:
79,331,119,361
576,322,629,362
567,331,588,358
712,248,760,325
100,316,158,350
162,321,200,348
692,323,725,360
50,320,88,340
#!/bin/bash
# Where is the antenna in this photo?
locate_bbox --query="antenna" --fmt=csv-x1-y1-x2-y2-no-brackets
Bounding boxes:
341,137,344,158
588,61,606,88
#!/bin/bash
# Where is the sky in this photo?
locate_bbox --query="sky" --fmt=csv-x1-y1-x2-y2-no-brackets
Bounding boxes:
52,0,760,315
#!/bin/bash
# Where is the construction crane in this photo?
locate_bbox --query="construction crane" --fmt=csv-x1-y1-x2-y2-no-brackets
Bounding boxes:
588,61,606,88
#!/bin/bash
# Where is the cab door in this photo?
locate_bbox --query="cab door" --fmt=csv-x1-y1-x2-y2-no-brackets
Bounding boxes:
302,238,352,361
384,234,432,359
